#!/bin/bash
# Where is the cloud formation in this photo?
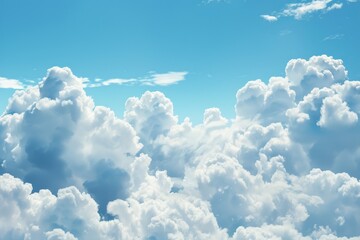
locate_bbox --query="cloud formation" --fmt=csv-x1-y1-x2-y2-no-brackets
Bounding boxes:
261,0,355,21
86,71,188,88
147,71,188,86
283,0,342,19
0,77,24,89
323,34,345,41
1,55,360,239
260,15,278,22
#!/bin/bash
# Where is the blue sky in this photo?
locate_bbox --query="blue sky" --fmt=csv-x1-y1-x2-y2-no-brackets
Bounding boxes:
1,0,359,123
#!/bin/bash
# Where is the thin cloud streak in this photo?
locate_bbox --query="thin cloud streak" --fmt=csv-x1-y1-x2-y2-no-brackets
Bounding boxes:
86,71,188,88
323,33,344,41
0,71,188,90
148,71,188,86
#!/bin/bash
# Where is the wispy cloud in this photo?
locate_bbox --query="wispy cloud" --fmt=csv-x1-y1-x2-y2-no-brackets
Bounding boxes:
280,29,292,36
0,72,188,90
323,33,344,41
86,71,188,88
283,0,340,19
327,2,343,10
260,15,278,22
202,0,229,4
146,72,188,86
86,78,137,88
261,0,354,21
0,77,24,89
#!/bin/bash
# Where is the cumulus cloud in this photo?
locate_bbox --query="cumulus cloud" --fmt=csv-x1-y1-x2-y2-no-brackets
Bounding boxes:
317,94,358,128
285,55,347,100
0,66,141,214
235,76,296,125
1,55,360,239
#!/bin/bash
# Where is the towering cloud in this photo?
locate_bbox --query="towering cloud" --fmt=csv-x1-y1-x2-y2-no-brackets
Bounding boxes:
0,67,142,214
1,55,360,239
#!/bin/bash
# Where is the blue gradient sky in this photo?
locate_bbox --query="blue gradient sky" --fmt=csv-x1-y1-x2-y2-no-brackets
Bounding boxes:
1,0,359,123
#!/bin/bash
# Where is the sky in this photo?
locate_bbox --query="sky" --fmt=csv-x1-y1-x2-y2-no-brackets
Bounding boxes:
1,0,360,123
1,1,360,240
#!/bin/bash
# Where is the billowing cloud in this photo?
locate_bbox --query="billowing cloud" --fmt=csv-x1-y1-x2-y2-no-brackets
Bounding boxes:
1,55,360,239
285,55,347,100
0,66,142,214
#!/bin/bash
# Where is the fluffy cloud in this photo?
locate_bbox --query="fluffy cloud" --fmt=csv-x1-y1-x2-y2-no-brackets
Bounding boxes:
285,55,347,99
235,77,296,124
317,94,358,128
1,55,360,239
0,66,141,214
0,160,227,240
0,173,120,240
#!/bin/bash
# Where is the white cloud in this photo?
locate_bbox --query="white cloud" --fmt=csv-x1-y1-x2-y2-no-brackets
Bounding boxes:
85,71,188,88
86,78,136,88
235,77,296,124
124,91,178,142
283,0,335,19
147,71,188,86
285,55,347,99
327,2,343,10
45,229,78,240
1,56,360,239
231,224,310,240
0,77,24,89
203,108,228,127
324,34,344,41
260,15,278,22
263,0,354,21
0,66,142,215
317,94,358,127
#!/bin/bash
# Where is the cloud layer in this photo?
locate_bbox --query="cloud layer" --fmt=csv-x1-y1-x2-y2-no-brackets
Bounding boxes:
1,55,360,239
